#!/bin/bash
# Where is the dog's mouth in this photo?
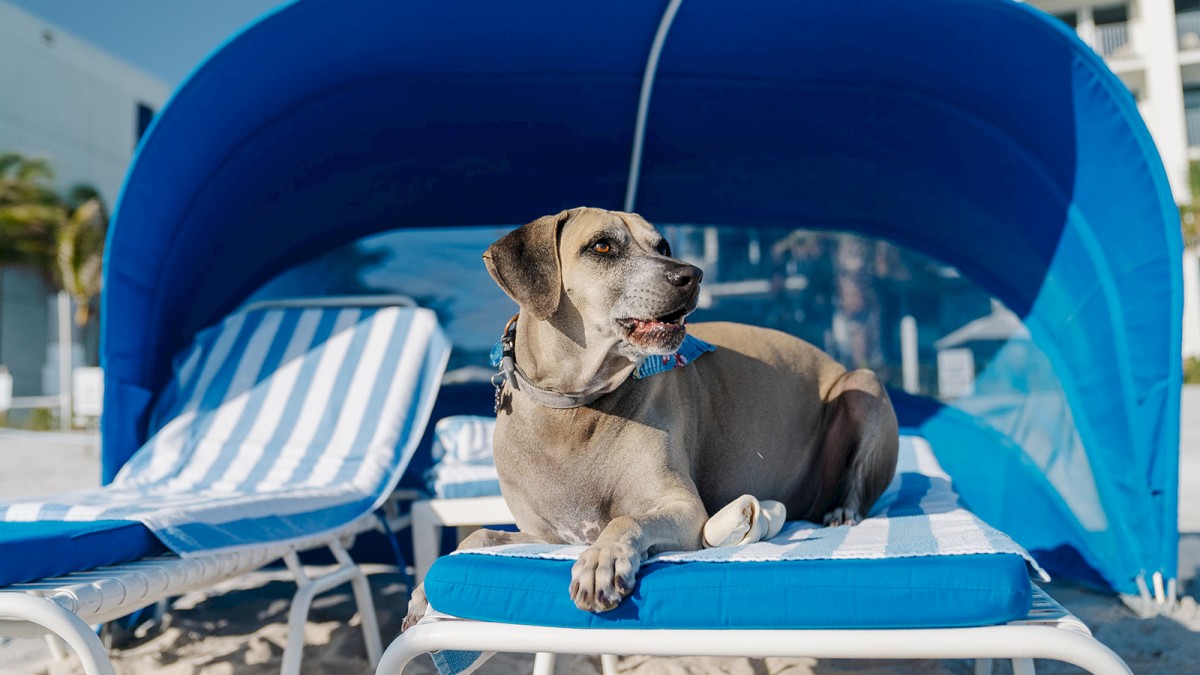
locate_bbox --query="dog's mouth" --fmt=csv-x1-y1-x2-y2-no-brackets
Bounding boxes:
617,305,691,354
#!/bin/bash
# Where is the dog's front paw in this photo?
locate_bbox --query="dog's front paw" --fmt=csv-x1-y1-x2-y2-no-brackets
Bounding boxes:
402,583,429,632
822,507,863,527
570,542,640,612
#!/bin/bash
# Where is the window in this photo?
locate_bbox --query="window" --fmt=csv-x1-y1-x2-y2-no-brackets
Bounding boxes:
1184,87,1200,145
135,102,156,147
1052,11,1078,30
1092,4,1129,26
1184,86,1200,109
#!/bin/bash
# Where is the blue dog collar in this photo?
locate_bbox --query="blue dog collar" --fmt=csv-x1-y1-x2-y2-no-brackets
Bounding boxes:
489,331,717,379
632,334,717,379
489,318,717,410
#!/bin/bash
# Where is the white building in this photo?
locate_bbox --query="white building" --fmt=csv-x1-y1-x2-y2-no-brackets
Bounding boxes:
0,1,170,204
0,0,170,401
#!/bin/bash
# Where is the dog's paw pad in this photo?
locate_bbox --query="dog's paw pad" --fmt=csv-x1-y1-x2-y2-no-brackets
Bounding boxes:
822,507,863,527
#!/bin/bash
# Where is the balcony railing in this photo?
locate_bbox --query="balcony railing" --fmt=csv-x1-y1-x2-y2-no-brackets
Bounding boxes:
1179,11,1200,51
1092,22,1133,60
1187,107,1200,147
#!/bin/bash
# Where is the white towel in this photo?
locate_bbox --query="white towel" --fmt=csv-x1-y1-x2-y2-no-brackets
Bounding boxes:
425,416,504,499
454,437,1048,581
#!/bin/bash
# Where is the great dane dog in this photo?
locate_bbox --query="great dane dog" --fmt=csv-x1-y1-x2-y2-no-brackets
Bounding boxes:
404,207,898,629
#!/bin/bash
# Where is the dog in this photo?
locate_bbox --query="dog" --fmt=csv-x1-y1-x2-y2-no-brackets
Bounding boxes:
403,207,898,629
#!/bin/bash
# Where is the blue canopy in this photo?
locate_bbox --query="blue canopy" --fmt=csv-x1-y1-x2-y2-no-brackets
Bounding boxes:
102,0,1182,597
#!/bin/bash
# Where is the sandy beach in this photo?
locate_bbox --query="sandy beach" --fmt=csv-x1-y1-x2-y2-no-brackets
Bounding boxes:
2,391,1199,674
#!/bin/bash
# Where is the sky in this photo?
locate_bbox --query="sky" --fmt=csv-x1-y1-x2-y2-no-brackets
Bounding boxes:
7,0,286,86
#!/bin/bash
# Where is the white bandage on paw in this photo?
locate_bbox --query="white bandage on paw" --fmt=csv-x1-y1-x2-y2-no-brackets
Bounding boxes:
702,494,787,547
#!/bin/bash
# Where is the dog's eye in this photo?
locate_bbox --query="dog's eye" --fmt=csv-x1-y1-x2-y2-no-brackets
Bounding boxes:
656,240,671,257
592,240,612,254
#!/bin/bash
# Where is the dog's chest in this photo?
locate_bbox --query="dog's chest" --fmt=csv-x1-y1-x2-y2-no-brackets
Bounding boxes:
506,467,618,545
495,394,678,545
493,437,624,545
552,518,606,546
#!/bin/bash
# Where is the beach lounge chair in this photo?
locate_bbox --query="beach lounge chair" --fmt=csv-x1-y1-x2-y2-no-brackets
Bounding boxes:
0,297,450,675
96,0,1180,614
379,435,1132,675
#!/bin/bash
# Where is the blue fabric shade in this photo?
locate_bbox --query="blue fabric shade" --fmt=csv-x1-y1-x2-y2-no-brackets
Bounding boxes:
102,0,1181,595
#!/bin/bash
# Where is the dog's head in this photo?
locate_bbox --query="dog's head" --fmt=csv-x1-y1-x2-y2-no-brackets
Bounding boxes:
484,207,703,356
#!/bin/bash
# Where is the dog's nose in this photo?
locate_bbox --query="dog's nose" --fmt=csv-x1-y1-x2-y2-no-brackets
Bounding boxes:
667,265,703,288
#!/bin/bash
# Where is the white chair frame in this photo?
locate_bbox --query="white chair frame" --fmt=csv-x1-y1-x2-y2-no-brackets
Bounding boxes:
0,505,412,675
377,587,1131,675
407,496,1131,675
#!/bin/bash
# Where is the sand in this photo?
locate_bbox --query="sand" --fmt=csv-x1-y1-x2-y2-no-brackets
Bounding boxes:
3,389,1200,674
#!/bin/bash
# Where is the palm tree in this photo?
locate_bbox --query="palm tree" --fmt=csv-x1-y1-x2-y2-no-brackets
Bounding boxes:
0,152,61,271
0,151,56,202
55,186,107,326
0,152,107,326
0,153,107,430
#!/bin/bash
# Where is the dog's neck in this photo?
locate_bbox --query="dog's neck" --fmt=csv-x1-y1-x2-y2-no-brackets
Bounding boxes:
512,313,639,404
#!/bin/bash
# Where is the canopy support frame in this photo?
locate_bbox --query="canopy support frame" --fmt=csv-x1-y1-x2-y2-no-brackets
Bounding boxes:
624,0,684,212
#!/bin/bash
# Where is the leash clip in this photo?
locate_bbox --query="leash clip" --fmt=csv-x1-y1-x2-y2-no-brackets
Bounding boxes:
491,372,505,414
491,314,520,413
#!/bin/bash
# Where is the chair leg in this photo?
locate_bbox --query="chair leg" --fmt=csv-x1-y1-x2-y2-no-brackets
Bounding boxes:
532,652,556,675
332,543,384,666
974,658,994,675
282,555,318,675
601,653,620,675
45,634,69,661
0,593,114,675
1012,658,1036,675
411,500,443,584
280,542,385,675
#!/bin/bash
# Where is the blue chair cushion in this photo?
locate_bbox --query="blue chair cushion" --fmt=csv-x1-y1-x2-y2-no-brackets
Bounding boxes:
0,520,166,587
425,550,1032,629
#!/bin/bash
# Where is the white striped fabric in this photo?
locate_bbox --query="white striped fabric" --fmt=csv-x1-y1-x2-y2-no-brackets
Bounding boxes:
0,304,450,555
425,416,502,499
454,436,1049,581
428,463,502,500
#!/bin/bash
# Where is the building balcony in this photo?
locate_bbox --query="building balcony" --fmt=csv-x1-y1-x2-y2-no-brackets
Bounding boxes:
1187,107,1200,147
1180,11,1200,51
1086,21,1135,60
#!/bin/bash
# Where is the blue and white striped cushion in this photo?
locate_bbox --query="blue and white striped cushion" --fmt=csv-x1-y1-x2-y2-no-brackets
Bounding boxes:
425,415,502,499
0,304,450,554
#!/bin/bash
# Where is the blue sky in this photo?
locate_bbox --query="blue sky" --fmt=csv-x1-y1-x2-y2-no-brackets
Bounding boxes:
8,0,285,86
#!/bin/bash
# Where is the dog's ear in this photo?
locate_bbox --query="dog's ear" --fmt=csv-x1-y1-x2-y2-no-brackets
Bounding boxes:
483,210,572,320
